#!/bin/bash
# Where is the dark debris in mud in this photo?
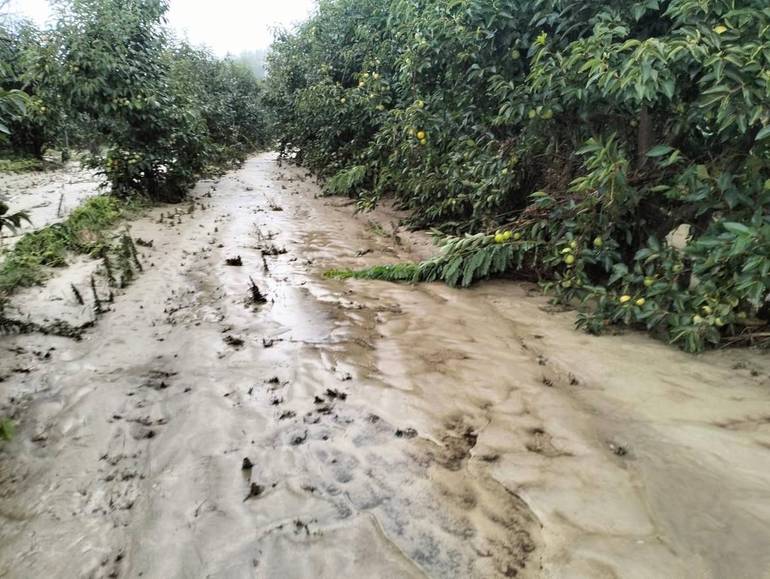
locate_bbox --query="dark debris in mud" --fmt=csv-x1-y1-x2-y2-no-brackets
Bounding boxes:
244,482,265,501
242,457,254,470
224,335,245,348
291,431,309,446
225,256,243,266
0,315,95,341
325,388,348,401
395,427,418,439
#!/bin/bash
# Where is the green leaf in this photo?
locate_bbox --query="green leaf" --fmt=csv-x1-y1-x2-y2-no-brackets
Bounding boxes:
756,126,770,141
646,144,674,157
723,222,751,235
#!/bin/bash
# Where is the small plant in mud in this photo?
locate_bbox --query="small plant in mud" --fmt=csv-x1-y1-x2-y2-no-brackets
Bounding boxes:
0,202,30,244
0,418,15,441
248,277,268,304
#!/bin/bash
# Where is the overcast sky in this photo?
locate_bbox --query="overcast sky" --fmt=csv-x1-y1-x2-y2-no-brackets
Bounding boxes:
5,0,316,54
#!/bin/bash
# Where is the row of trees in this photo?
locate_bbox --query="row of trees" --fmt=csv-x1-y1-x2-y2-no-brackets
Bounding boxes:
265,0,770,352
1,0,269,200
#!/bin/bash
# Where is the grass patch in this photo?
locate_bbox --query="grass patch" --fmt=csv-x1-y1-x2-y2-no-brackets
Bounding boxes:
0,157,46,173
0,195,144,295
324,263,421,282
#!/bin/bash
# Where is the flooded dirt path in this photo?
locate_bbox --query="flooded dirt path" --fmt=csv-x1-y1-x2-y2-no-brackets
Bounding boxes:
1,153,769,578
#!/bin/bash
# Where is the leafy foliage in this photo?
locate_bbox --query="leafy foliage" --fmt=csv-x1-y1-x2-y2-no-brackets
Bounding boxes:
2,0,268,197
270,0,770,352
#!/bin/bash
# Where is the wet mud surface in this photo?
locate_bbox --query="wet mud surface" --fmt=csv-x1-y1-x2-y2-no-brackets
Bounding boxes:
1,153,769,578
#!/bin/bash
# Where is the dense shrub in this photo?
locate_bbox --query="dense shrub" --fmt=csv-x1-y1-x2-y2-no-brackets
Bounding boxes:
267,0,770,351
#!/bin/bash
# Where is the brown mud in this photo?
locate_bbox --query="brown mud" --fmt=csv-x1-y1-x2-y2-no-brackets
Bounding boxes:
0,153,769,578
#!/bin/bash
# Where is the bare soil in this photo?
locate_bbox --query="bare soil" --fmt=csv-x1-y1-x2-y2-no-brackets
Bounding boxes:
0,153,769,578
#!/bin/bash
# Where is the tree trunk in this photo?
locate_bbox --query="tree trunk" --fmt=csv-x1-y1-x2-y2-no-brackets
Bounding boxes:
637,106,653,170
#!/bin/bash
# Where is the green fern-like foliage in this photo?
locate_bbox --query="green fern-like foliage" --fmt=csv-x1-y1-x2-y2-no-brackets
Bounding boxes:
325,165,367,195
325,232,530,287
325,263,421,282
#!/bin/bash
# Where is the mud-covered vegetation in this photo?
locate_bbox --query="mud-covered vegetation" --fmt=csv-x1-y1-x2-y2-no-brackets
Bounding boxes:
266,0,770,352
0,196,140,293
1,0,269,196
0,0,270,311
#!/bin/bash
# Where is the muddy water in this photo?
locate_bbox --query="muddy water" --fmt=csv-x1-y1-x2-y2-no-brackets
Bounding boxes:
0,153,769,578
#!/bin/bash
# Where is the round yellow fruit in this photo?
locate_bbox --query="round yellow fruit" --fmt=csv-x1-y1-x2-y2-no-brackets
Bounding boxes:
416,130,426,140
513,232,522,241
502,231,512,241
494,233,505,244
541,109,553,120
644,276,655,287
564,254,576,266
635,298,646,306
593,236,603,248
619,295,632,304
702,305,713,315
419,138,427,146
569,240,577,250
416,100,424,109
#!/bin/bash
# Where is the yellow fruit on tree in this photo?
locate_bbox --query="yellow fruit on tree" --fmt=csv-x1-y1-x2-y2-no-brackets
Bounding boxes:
416,130,426,140
619,295,632,304
644,276,655,287
513,232,522,241
593,236,603,248
635,298,646,306
419,138,427,146
494,233,505,244
564,254,576,266
502,231,512,241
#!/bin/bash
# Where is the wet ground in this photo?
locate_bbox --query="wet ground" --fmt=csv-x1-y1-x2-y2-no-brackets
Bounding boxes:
0,153,769,578
0,162,102,247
